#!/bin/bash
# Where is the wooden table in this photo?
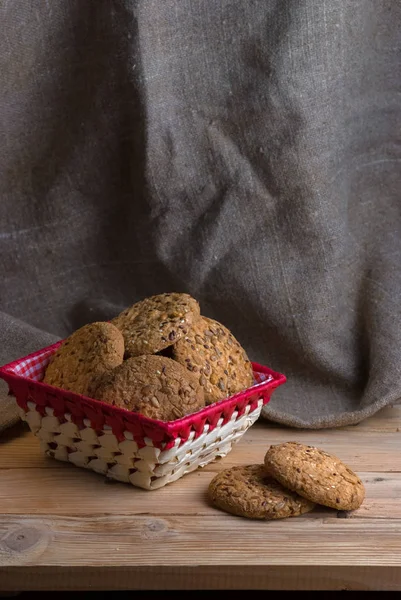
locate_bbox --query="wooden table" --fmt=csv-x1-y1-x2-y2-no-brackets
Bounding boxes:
0,405,400,591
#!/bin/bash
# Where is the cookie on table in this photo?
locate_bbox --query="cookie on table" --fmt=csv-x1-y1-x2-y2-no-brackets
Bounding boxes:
43,322,124,397
208,465,315,520
93,355,205,421
264,442,365,511
172,316,254,405
112,292,201,358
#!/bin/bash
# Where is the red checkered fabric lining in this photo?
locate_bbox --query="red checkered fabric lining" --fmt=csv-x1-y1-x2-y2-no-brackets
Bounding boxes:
13,347,55,381
253,371,270,384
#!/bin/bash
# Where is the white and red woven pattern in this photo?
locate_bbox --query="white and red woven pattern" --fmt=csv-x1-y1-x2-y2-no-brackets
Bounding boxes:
0,340,286,490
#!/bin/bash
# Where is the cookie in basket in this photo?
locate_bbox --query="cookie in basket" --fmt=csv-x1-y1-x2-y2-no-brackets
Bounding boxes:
264,442,365,511
93,355,205,421
208,464,315,519
43,321,124,397
112,292,201,358
172,316,254,404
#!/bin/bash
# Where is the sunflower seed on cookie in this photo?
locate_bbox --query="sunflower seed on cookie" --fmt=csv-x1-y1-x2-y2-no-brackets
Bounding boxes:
264,442,365,511
172,316,254,405
93,355,205,421
208,464,315,520
43,322,124,397
112,292,200,358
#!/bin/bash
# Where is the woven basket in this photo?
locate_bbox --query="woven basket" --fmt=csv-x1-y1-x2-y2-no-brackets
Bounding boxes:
0,341,286,490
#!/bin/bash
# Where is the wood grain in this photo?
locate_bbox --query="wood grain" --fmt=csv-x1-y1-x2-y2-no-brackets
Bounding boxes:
0,404,400,590
1,514,401,567
0,468,399,518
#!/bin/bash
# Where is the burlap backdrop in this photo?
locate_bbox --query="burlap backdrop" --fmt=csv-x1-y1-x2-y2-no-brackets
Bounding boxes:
1,1,400,431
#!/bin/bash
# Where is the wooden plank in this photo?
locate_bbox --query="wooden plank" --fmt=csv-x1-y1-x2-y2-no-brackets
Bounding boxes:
0,467,399,518
1,424,400,472
0,514,401,568
0,425,48,469
205,429,401,472
1,565,401,591
0,405,400,591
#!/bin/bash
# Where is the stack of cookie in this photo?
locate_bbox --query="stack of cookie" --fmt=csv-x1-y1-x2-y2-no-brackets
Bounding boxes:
43,293,254,422
208,442,365,519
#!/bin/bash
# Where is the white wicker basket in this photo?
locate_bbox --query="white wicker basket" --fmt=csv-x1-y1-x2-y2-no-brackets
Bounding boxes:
0,341,286,490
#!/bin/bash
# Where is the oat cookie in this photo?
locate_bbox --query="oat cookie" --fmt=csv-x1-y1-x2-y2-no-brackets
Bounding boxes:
208,464,315,519
93,355,205,421
172,316,254,405
43,322,124,397
264,442,365,511
112,293,200,357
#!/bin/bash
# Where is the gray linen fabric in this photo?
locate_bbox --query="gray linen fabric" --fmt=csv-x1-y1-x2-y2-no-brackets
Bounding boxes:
0,0,400,430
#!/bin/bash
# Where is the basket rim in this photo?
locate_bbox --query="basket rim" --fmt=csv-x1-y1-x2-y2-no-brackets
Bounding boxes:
0,339,286,434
